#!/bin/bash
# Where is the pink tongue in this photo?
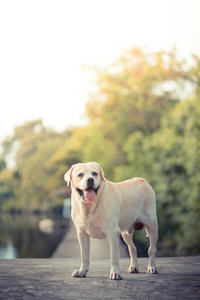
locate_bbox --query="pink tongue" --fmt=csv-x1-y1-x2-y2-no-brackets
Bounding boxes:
84,187,96,203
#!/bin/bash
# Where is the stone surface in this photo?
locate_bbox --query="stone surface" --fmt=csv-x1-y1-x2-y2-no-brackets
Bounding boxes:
0,257,200,299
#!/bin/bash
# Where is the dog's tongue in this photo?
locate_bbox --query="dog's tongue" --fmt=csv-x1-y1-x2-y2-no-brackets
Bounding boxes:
84,187,96,203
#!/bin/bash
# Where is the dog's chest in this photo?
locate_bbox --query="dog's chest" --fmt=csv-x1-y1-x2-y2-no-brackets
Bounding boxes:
78,214,107,239
85,225,106,239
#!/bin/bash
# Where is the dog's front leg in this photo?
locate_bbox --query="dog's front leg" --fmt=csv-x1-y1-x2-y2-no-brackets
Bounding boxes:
107,232,122,280
72,229,90,278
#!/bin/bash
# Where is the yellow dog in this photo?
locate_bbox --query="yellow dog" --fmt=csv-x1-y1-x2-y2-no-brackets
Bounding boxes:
64,162,158,280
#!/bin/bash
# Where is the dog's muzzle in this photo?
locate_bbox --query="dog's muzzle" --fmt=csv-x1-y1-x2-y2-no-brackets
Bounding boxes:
76,186,100,203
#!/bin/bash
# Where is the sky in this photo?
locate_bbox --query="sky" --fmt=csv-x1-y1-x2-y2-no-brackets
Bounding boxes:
0,0,200,144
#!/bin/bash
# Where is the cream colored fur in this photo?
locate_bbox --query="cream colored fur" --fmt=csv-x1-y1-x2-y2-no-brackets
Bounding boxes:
64,162,158,280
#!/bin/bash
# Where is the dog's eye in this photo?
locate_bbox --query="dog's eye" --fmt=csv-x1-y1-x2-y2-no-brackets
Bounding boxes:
77,173,84,178
92,172,98,176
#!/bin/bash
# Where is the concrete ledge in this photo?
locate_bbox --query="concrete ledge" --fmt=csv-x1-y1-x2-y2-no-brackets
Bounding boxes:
0,257,200,299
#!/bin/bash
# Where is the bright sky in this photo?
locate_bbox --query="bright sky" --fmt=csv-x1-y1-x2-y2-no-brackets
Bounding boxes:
0,0,200,143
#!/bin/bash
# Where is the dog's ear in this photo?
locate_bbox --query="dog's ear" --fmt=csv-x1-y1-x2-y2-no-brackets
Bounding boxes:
92,162,106,181
64,164,79,186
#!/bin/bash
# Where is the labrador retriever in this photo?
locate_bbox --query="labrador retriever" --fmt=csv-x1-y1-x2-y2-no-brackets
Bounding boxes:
64,162,158,280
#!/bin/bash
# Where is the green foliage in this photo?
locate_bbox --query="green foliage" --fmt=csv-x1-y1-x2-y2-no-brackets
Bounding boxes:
86,48,182,139
0,169,16,208
116,97,200,255
0,47,200,256
0,120,69,212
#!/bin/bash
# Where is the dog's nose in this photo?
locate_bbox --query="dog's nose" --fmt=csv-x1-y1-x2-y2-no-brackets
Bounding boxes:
87,177,94,187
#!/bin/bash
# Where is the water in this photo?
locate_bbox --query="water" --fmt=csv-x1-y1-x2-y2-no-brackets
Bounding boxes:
0,213,69,259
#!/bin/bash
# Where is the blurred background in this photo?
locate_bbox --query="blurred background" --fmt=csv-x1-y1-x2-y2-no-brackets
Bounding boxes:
0,0,200,259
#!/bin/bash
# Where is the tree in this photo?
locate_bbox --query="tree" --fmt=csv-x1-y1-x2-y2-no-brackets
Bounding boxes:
81,48,196,176
118,97,200,255
0,120,68,212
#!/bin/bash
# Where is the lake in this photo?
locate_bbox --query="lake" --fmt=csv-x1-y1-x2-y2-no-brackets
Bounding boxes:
0,213,69,259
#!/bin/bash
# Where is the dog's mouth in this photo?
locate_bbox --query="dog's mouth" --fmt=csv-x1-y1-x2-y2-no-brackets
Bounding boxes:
76,186,100,203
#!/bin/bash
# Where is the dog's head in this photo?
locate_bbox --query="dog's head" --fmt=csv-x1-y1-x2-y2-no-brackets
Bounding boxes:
64,162,105,203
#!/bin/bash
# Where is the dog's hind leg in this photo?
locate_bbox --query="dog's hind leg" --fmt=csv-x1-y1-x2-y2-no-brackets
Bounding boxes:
145,221,158,274
122,229,139,273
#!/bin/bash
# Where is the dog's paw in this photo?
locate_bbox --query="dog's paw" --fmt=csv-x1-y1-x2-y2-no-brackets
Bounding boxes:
109,272,122,280
147,266,158,274
71,269,87,278
128,265,139,273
